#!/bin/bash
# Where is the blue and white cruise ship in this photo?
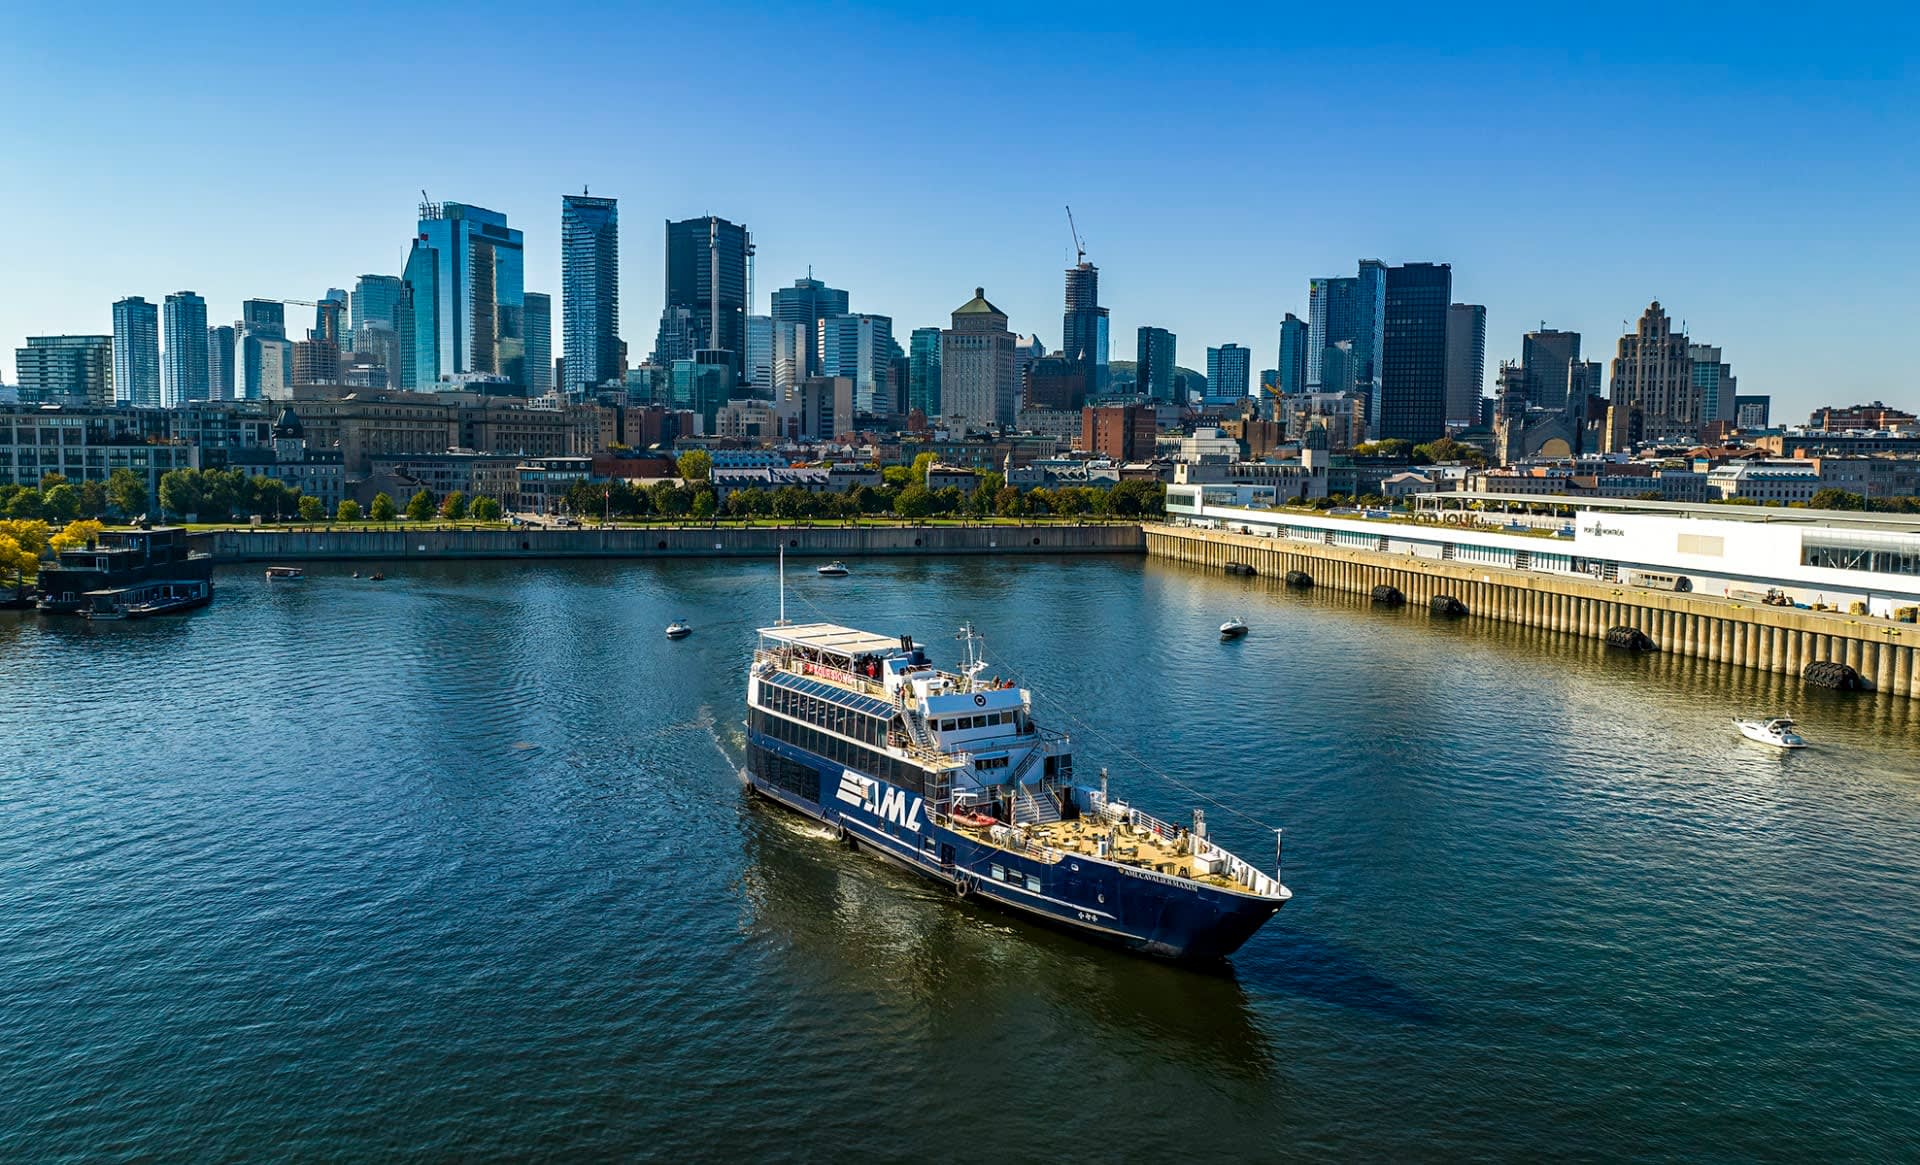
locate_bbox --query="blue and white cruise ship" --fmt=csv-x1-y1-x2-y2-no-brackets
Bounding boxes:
745,621,1291,960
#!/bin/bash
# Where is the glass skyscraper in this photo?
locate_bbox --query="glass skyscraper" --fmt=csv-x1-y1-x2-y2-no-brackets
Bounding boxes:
415,199,526,385
768,275,847,380
207,325,236,401
15,336,113,406
1277,313,1308,395
350,274,404,340
908,326,943,417
1306,263,1384,402
162,291,210,407
112,297,161,408
239,299,289,400
1136,326,1176,402
397,238,440,389
561,193,620,395
1205,344,1251,404
1061,262,1109,396
818,313,893,415
653,216,750,376
1376,262,1452,442
524,292,553,394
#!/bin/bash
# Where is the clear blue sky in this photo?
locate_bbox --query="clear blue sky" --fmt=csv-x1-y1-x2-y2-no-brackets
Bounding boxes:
2,1,1914,418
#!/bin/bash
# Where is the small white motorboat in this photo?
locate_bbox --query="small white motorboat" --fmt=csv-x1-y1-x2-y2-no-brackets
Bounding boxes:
665,620,692,640
817,561,850,577
265,565,305,581
1734,716,1807,749
1219,618,1249,640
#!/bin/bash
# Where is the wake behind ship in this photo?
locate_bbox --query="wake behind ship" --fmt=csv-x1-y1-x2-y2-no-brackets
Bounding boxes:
745,622,1291,960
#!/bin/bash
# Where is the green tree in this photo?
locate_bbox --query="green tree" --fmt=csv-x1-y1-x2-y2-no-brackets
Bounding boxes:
298,495,326,521
39,472,68,492
336,499,363,522
1410,437,1487,467
881,465,913,490
369,492,397,522
404,490,435,522
79,479,108,518
469,496,502,522
1809,487,1866,512
910,451,936,484
1352,439,1414,460
677,449,713,483
894,483,933,519
771,485,810,520
691,489,718,521
158,469,204,520
439,491,468,520
993,486,1026,517
4,490,43,521
107,468,148,517
42,483,81,523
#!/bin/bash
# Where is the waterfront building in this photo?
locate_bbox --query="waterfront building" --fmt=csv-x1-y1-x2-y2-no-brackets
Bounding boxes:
1137,326,1176,403
653,216,750,377
908,326,942,417
769,275,849,380
940,287,1016,432
1373,262,1451,443
817,313,893,415
240,298,290,400
1205,344,1251,405
1735,395,1772,430
1689,344,1737,426
113,296,161,408
1444,303,1485,429
350,274,404,343
14,336,114,406
524,292,553,394
561,193,620,395
207,325,236,401
160,292,210,407
1276,314,1308,396
1607,302,1698,448
222,407,345,511
414,199,526,385
1061,262,1109,396
1521,328,1581,412
0,403,194,493
1080,402,1156,461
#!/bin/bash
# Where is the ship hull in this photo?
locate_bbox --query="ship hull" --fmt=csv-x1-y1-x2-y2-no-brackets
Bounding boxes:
746,730,1282,961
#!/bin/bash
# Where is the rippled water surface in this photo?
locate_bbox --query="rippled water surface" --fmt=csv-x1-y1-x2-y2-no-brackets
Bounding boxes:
4,556,1919,1161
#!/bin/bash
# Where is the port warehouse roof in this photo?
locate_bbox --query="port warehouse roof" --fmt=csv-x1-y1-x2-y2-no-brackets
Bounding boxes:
1414,490,1920,535
759,622,912,660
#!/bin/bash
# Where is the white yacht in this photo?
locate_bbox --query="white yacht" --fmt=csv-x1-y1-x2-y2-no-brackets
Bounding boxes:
817,561,851,577
1219,618,1249,640
1734,717,1807,749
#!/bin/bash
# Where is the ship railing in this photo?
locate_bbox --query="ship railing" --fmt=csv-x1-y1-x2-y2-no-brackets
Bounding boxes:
986,823,1067,866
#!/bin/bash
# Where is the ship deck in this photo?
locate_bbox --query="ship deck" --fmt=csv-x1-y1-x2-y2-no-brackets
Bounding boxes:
950,815,1245,891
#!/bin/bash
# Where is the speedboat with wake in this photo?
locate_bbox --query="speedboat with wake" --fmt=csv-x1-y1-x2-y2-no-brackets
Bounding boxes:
1734,716,1807,749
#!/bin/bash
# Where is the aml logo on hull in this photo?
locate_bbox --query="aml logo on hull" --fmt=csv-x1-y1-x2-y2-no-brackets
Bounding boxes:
835,770,924,832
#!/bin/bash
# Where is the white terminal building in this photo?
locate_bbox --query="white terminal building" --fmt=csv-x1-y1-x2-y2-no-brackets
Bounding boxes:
1167,486,1920,616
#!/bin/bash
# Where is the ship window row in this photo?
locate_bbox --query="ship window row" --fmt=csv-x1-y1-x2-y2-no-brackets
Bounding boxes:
750,709,927,796
758,684,890,747
750,744,821,804
936,711,1021,733
1801,542,1920,577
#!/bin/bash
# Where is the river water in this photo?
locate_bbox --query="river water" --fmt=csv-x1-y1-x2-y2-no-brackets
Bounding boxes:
4,556,1917,1161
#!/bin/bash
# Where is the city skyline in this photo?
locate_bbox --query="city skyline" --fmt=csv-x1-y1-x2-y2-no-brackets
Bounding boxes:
2,3,1915,418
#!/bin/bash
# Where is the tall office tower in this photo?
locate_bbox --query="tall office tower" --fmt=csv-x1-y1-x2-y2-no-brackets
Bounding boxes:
315,289,348,348
1061,261,1109,395
744,315,775,396
653,216,750,376
940,287,1016,430
524,292,553,393
15,336,113,406
1306,263,1384,399
397,238,440,389
1205,344,1252,404
1012,335,1045,398
1520,327,1581,412
239,298,288,399
1572,360,1604,406
1136,326,1176,402
415,199,526,383
1688,344,1737,425
769,275,849,379
350,274,404,342
561,192,620,395
112,296,161,407
908,326,943,416
818,313,894,414
771,320,810,399
207,325,236,401
1608,302,1697,439
1444,304,1487,427
161,291,210,407
1374,262,1452,442
1277,313,1308,395
291,339,341,385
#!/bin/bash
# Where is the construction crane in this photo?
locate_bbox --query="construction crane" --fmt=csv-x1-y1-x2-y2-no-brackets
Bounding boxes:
1065,205,1086,266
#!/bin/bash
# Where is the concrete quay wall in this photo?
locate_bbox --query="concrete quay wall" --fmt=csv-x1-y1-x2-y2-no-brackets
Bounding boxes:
1145,523,1920,698
198,523,1148,564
